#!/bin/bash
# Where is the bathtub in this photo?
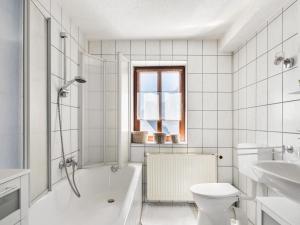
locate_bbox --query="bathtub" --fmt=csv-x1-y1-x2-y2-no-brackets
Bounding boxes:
29,163,142,225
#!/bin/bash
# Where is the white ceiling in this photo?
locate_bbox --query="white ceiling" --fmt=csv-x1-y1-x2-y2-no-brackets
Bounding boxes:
62,0,253,40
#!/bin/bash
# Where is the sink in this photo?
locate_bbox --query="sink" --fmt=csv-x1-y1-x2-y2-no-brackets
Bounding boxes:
252,161,300,203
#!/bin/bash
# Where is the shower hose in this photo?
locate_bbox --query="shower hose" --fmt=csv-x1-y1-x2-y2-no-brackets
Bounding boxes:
57,92,81,197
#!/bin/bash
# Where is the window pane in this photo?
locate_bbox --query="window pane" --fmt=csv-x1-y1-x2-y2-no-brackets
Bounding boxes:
161,93,181,120
162,71,180,92
140,120,157,133
138,93,159,120
140,72,158,92
162,121,179,135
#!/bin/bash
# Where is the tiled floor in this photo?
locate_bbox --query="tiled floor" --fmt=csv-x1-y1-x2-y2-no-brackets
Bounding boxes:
141,203,197,225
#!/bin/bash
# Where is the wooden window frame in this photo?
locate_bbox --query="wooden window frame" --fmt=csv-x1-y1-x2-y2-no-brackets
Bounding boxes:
133,66,186,142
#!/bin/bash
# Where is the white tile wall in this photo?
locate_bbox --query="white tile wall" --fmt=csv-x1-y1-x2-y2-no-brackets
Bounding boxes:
233,1,299,224
32,0,88,185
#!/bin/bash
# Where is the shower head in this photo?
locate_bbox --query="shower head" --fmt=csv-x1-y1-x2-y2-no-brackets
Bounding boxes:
74,76,87,83
59,76,87,97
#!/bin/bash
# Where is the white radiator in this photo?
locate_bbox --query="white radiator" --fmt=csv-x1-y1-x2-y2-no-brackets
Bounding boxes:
147,153,217,201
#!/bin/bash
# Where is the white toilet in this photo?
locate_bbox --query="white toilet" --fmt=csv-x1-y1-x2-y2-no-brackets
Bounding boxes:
191,183,239,225
191,143,267,225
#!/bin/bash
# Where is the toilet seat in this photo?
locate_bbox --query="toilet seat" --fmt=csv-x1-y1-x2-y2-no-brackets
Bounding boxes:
190,183,239,198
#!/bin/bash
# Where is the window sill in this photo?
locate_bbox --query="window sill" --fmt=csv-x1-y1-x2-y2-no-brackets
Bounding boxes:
131,142,187,147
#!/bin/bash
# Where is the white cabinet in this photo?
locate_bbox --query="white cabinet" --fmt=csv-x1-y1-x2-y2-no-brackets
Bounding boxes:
257,197,300,225
0,170,29,225
262,212,280,225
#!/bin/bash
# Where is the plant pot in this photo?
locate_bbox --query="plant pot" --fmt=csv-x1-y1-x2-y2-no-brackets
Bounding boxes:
154,132,166,144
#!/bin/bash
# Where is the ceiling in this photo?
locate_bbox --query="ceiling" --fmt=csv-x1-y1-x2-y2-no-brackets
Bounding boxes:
62,0,295,51
62,0,253,40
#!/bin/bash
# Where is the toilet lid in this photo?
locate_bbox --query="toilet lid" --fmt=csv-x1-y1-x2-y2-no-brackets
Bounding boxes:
190,183,239,198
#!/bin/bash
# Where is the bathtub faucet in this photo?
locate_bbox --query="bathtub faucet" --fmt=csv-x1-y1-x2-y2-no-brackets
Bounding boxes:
111,165,119,173
59,157,78,169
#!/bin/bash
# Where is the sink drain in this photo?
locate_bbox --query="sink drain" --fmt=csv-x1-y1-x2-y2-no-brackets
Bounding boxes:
107,199,115,203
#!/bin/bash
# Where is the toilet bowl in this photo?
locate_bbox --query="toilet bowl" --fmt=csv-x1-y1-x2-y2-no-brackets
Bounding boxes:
191,183,239,225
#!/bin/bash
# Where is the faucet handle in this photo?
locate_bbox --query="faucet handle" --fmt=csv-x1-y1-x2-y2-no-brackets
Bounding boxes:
284,145,294,154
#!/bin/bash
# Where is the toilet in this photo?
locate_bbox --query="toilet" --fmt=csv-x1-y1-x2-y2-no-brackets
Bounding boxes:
191,143,266,225
191,183,239,225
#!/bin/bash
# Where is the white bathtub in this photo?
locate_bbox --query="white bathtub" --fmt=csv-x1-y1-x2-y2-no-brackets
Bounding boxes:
29,164,142,225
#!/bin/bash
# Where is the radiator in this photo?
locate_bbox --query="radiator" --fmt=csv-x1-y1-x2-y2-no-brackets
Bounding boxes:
147,153,217,201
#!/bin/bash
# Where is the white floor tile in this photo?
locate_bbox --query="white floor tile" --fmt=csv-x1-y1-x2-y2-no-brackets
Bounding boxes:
141,203,197,225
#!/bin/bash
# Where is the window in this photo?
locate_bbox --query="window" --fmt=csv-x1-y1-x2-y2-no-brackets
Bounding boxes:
133,66,186,142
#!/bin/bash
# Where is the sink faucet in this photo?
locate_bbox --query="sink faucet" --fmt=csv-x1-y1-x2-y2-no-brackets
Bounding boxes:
284,145,294,154
110,165,119,173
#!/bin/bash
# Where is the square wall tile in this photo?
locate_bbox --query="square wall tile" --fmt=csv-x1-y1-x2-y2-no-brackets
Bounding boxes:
247,36,257,63
268,103,282,132
131,147,145,162
160,40,172,55
218,93,232,110
239,46,247,68
218,148,233,167
247,108,256,130
203,40,218,55
283,101,300,133
188,40,202,55
188,56,202,73
218,74,232,92
246,61,256,85
247,130,256,144
188,74,202,92
203,74,217,92
218,56,232,73
257,54,268,81
257,26,268,56
239,109,247,129
218,167,232,183
268,14,283,50
203,93,217,110
173,40,187,55
101,40,116,54
233,53,239,72
203,111,217,129
218,130,232,147
188,129,202,147
131,40,146,55
218,111,232,129
256,80,268,106
283,2,298,40
238,67,247,88
268,132,283,146
203,129,217,147
203,56,217,73
116,40,130,54
238,88,247,109
256,106,268,131
233,72,239,91
246,85,256,108
146,40,160,55
283,68,300,102
188,93,202,110
268,73,282,104
188,111,202,129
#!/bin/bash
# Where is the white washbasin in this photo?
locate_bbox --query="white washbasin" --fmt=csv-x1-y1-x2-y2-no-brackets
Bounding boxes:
252,161,300,203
